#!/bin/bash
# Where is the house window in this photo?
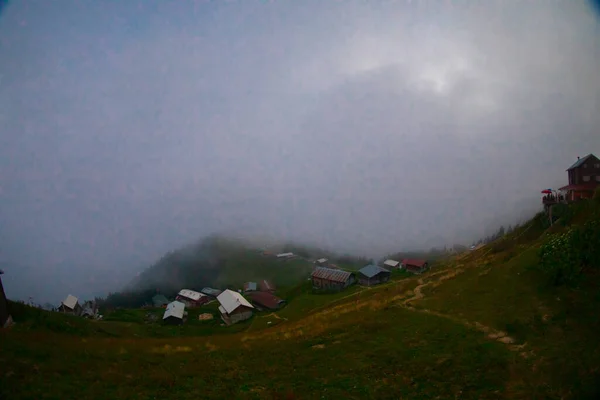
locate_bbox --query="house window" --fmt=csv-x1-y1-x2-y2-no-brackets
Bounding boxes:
595,164,600,168
583,176,590,182
596,176,600,182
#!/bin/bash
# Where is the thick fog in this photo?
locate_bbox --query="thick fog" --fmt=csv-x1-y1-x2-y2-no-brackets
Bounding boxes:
1,1,599,303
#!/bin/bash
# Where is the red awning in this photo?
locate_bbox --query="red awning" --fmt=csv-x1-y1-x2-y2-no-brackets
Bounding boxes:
558,184,598,191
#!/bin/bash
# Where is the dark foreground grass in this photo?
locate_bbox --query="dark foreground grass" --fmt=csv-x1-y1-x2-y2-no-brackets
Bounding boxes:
419,243,600,399
1,306,513,400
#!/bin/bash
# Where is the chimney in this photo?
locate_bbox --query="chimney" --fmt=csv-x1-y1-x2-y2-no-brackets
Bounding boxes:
577,156,580,160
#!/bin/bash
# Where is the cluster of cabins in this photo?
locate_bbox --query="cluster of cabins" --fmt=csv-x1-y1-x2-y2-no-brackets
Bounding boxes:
158,280,285,326
311,258,429,291
57,294,101,319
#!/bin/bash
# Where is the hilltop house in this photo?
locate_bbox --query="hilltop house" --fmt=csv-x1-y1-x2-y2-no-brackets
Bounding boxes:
0,270,12,328
163,301,186,325
243,282,257,293
358,265,391,286
58,295,82,315
152,294,169,308
311,267,355,292
383,259,401,269
247,291,286,311
258,279,276,292
402,259,429,274
176,289,209,307
558,154,600,202
217,289,254,325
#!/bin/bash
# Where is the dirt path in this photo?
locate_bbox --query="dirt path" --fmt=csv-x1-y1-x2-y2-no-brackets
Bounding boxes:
397,253,524,352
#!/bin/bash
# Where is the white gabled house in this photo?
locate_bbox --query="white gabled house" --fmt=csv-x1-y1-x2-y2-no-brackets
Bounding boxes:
217,289,254,325
383,259,401,269
163,301,186,325
58,294,82,315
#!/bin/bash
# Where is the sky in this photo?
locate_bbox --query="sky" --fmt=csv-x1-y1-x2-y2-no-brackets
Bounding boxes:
1,0,599,304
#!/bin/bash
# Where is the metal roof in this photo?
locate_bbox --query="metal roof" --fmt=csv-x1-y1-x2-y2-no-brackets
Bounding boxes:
217,289,254,314
259,279,275,292
277,252,294,258
316,258,328,263
201,287,223,297
163,301,185,320
566,154,596,170
358,265,390,278
383,259,400,267
248,291,285,309
402,259,428,268
311,267,353,283
243,282,257,291
177,289,205,301
152,294,169,306
558,183,598,191
61,295,79,310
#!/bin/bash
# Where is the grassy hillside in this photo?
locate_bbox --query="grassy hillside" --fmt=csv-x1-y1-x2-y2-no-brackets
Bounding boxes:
2,200,600,399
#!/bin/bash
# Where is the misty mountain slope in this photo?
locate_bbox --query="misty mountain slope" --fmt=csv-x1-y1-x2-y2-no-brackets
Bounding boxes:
3,200,600,399
125,235,316,297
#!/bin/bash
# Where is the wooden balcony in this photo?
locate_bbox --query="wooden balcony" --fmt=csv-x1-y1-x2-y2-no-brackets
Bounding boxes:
542,196,567,206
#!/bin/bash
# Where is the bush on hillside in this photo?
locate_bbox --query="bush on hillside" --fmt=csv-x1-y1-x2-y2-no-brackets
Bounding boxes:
594,186,600,201
539,220,600,285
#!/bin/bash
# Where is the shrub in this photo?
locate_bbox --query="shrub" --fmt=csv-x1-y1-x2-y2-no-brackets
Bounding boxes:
539,220,600,285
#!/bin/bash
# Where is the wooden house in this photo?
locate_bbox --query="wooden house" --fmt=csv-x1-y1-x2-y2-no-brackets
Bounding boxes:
58,294,82,315
402,259,429,274
383,259,401,269
0,270,12,328
358,265,391,286
247,291,286,311
315,258,329,267
558,154,600,202
176,289,209,307
152,294,169,308
162,301,186,325
217,289,254,325
200,287,223,298
243,282,257,293
311,267,355,292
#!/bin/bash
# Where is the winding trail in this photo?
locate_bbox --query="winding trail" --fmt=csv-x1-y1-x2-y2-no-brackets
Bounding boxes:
395,252,525,352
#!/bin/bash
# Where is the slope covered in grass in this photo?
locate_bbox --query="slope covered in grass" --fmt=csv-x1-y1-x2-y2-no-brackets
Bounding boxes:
2,200,600,399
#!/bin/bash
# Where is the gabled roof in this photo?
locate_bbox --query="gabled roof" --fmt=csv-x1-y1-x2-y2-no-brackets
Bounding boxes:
152,294,169,306
217,289,254,314
200,287,223,297
163,301,185,320
311,267,353,283
259,279,275,292
61,295,79,310
566,154,597,170
358,265,390,278
402,259,428,268
177,289,205,301
383,259,400,268
247,291,285,310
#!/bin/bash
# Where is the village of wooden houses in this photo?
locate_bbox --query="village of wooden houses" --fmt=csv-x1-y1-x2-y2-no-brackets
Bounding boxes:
3,255,430,328
3,153,598,331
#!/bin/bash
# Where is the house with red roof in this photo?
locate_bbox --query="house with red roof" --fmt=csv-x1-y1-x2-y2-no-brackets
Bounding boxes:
247,291,286,310
258,280,276,292
402,259,429,274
